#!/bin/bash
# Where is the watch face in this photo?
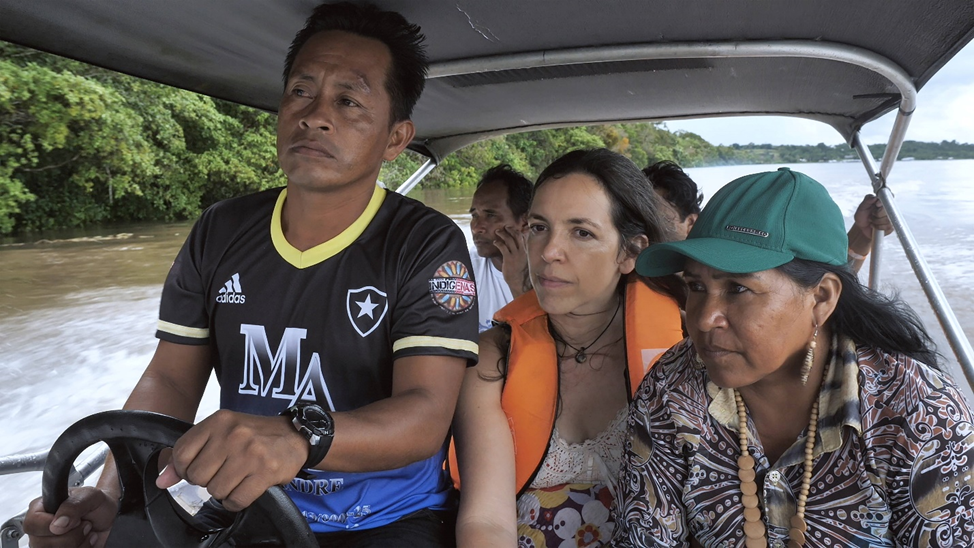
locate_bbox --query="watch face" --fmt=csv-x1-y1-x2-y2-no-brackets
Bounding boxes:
301,404,335,435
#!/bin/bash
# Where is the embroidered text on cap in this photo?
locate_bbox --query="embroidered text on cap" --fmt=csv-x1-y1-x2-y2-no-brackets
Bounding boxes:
725,225,769,238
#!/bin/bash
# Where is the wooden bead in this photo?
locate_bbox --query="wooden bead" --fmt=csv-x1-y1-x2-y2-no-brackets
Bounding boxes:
744,520,766,538
789,529,806,545
740,481,757,495
788,542,802,548
738,468,756,482
742,494,759,508
790,515,807,532
745,537,768,548
738,455,755,469
744,507,761,521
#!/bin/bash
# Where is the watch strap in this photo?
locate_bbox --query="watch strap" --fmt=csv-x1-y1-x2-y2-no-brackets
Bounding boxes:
302,421,332,469
281,404,334,471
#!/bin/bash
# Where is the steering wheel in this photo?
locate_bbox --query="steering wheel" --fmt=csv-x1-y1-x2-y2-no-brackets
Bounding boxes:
41,410,317,548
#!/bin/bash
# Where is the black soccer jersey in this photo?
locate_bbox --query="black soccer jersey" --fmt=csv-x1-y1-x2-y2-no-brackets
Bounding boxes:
156,185,478,531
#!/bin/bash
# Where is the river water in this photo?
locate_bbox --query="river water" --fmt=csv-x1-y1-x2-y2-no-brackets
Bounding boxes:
2,159,973,524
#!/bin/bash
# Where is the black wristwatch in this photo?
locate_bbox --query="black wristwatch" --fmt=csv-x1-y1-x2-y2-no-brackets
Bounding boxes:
282,403,335,469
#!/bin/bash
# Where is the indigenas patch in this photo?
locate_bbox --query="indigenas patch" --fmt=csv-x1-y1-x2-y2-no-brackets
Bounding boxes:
428,260,475,314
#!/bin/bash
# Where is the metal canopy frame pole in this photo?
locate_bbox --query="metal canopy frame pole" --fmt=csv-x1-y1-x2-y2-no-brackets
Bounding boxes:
425,39,917,160
427,39,974,377
851,133,887,289
395,158,437,196
877,185,974,383
851,79,914,289
851,132,974,383
429,41,917,111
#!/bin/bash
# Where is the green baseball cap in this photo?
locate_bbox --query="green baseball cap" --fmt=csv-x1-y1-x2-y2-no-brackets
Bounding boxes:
636,167,848,276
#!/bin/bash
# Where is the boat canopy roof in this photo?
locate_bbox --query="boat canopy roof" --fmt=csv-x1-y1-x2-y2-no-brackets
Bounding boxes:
3,1,974,159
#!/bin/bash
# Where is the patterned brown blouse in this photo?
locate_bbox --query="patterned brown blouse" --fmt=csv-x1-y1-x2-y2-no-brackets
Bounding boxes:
614,336,974,547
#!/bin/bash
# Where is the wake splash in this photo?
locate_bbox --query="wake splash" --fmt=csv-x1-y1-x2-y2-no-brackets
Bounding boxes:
0,286,220,523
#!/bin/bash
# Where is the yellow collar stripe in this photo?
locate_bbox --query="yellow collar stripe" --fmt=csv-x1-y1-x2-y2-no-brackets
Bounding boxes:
271,185,386,269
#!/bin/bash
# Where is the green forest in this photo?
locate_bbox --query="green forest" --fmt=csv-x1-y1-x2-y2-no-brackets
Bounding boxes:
3,41,974,236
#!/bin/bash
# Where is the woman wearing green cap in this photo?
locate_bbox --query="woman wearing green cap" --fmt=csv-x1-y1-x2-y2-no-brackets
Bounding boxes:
613,168,974,547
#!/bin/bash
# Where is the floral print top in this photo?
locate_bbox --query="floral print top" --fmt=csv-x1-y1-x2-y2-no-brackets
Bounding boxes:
516,408,628,547
613,336,974,547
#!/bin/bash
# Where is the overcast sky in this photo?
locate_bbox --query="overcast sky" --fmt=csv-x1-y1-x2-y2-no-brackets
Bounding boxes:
665,43,974,147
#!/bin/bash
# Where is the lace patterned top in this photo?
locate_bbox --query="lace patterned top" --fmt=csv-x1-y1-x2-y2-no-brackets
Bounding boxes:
529,406,628,494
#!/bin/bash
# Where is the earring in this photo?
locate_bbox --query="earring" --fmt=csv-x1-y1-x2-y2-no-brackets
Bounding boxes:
800,324,819,385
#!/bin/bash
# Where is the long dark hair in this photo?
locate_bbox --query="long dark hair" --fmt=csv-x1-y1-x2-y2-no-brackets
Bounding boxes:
535,149,686,305
483,149,687,381
778,258,940,368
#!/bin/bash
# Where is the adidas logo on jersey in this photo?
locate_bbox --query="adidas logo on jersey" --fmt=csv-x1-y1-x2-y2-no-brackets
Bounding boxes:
216,273,246,304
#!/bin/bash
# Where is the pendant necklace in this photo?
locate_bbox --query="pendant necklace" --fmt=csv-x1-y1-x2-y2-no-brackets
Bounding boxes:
552,298,621,363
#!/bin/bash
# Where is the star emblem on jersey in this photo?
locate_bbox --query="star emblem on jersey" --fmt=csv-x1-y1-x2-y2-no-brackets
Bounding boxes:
346,286,389,337
355,294,380,319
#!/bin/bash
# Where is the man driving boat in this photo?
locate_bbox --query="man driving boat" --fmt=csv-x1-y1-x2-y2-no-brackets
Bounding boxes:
23,3,478,547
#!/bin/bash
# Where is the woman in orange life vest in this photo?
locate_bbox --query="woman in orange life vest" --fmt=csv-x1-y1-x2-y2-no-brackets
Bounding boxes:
453,149,686,547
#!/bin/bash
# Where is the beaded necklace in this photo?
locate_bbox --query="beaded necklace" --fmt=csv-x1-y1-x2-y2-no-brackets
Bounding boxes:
733,365,826,548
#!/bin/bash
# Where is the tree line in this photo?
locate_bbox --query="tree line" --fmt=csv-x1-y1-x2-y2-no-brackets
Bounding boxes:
3,42,973,235
722,141,974,164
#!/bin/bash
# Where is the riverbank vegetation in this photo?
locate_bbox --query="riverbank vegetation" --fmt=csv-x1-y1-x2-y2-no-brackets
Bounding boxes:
3,42,974,235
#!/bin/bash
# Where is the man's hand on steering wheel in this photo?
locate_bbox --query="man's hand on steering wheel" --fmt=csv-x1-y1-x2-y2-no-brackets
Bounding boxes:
25,410,318,548
157,410,310,512
24,486,117,548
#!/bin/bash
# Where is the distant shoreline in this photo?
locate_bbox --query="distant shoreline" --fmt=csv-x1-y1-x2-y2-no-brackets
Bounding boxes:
690,140,974,167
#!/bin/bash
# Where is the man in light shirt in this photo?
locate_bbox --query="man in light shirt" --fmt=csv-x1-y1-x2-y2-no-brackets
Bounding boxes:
468,164,533,332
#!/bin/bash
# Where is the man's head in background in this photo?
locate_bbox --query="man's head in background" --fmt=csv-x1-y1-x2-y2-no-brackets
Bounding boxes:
643,160,703,240
469,164,533,261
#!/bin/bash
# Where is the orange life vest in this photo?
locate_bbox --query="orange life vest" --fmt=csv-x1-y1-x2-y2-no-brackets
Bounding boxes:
449,277,683,493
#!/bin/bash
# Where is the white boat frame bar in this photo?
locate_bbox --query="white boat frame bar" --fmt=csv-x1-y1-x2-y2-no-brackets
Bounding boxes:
849,133,890,290
397,40,974,383
416,39,916,157
394,158,438,197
